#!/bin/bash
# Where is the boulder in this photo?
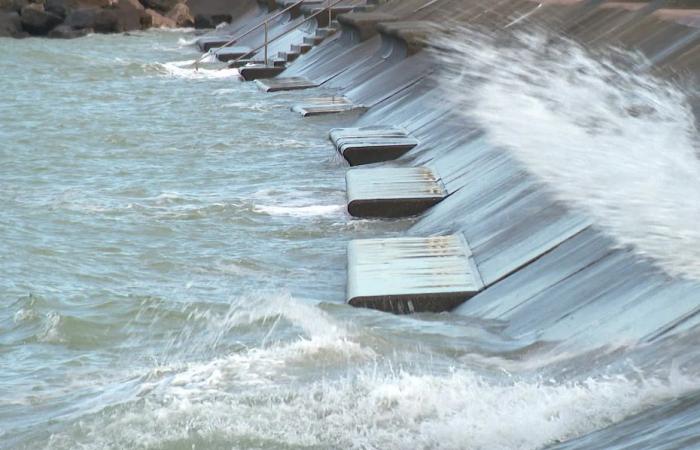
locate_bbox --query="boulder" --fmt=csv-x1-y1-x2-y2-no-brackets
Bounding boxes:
48,23,90,37
64,7,97,28
140,0,178,13
110,0,147,31
20,3,62,34
44,0,71,18
193,12,229,29
0,10,24,36
74,0,116,7
0,0,28,13
144,7,174,27
92,7,118,32
64,6,119,32
166,2,191,27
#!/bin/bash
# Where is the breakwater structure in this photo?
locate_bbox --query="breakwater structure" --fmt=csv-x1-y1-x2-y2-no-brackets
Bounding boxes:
186,0,700,445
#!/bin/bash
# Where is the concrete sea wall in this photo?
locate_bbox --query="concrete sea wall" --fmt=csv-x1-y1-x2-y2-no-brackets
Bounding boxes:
203,0,700,350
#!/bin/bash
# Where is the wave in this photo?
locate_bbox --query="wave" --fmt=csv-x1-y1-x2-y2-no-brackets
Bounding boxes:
433,28,700,280
153,59,239,80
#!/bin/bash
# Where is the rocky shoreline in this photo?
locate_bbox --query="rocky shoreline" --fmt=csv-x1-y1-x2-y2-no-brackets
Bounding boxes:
0,0,232,38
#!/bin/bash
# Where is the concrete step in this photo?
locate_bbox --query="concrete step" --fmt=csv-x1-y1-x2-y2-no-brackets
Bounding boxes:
330,126,419,166
345,167,446,218
303,35,324,46
214,46,254,62
347,234,484,313
229,59,263,68
290,43,313,54
196,35,234,51
256,76,318,92
315,27,336,38
291,96,359,117
277,51,300,62
239,65,287,81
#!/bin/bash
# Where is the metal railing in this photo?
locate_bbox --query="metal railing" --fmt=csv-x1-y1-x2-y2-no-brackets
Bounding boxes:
193,0,304,69
230,0,345,67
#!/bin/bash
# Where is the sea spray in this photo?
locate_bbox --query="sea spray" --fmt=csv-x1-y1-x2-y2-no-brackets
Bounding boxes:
431,27,700,281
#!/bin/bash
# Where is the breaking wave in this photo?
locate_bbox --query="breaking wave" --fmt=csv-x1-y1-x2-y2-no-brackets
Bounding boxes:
433,28,700,280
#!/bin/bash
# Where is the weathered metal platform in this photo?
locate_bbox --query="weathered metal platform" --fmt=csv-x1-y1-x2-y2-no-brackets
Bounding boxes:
214,46,254,62
330,126,419,165
291,96,359,116
256,76,319,92
196,36,234,52
347,234,484,313
239,65,287,81
346,167,446,217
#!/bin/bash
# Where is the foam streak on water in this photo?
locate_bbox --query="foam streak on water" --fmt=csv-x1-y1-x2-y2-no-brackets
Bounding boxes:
432,28,700,280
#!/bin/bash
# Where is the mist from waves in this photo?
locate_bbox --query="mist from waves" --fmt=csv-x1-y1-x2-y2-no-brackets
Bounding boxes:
431,27,700,281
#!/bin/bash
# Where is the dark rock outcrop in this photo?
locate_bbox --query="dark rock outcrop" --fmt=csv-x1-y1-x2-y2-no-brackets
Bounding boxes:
45,0,69,18
0,0,28,13
20,3,62,34
0,10,25,36
140,0,177,13
193,12,229,28
64,6,119,32
111,0,148,31
64,7,98,28
47,22,89,36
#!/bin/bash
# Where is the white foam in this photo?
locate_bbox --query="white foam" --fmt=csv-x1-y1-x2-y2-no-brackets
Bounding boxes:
432,29,700,280
46,359,698,450
156,59,239,79
253,203,345,217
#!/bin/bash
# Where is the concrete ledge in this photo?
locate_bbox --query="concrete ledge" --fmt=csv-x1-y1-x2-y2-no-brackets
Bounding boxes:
196,35,234,51
291,96,360,116
347,234,483,313
256,76,319,92
239,65,287,81
336,11,399,41
330,126,419,165
346,167,445,218
214,46,254,62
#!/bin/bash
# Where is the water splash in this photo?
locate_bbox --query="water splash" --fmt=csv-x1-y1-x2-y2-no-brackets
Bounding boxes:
153,59,239,79
43,363,698,450
432,28,700,280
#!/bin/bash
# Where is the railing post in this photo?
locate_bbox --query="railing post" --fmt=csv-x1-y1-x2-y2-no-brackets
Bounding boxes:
264,21,268,66
327,0,331,27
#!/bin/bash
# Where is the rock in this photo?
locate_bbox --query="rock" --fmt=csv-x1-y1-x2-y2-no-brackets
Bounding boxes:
111,0,147,31
20,3,62,34
44,0,70,18
74,0,117,9
47,23,90,37
144,7,174,27
166,2,191,27
193,12,229,29
92,7,118,32
0,10,24,36
0,0,28,13
64,6,119,32
64,7,97,28
140,0,178,13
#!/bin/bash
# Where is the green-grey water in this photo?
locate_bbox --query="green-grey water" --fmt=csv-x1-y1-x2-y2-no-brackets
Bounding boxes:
1,30,699,450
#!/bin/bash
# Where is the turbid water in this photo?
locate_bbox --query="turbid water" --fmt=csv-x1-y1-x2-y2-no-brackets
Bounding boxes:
2,29,700,450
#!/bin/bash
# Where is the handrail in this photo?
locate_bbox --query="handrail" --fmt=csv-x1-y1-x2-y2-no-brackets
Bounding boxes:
193,0,305,69
231,0,346,67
